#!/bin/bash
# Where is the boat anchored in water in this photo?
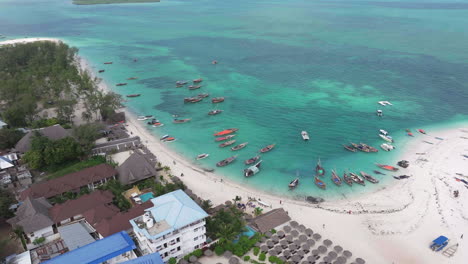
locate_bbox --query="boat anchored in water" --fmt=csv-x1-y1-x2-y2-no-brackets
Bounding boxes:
343,144,357,152
343,172,353,186
215,134,236,142
315,159,325,176
116,83,127,86
231,142,248,151
301,131,310,141
137,115,153,121
378,101,393,106
208,109,223,116
418,129,426,134
360,171,379,184
331,170,342,186
216,155,237,167
126,94,141,98
188,85,202,90
377,110,383,117
260,144,276,153
315,176,326,189
212,97,225,103
379,134,394,143
196,153,209,160
349,172,365,186
219,140,236,148
214,128,238,137
244,160,262,177
380,143,395,151
173,118,191,124
289,178,299,189
244,155,260,165
193,78,203,83
376,163,399,171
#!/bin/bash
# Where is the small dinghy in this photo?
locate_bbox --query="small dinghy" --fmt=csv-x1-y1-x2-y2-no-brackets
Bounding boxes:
380,143,395,151
152,122,164,128
260,144,276,153
379,134,394,143
208,109,223,115
196,153,209,160
193,78,203,83
377,110,383,117
289,178,299,189
418,129,426,134
301,131,310,141
212,97,225,103
219,140,236,148
373,170,386,175
173,118,191,124
244,160,262,177
160,135,170,141
343,144,357,152
379,129,388,136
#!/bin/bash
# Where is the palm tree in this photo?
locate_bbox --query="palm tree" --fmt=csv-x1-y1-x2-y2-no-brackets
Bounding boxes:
215,223,238,245
254,207,263,216
201,199,213,212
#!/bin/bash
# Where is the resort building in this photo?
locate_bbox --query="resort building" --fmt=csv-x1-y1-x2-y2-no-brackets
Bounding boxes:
14,124,70,153
20,164,117,201
130,190,208,262
117,151,158,185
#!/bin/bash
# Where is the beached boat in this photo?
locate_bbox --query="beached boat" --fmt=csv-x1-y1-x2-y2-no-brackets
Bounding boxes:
212,97,225,103
260,144,276,153
214,128,238,137
152,122,164,128
104,62,113,64
244,160,262,177
407,132,414,137
377,110,383,117
301,131,310,141
379,134,394,143
315,159,325,176
160,135,169,141
163,137,176,142
343,172,353,186
289,178,299,189
244,155,260,165
376,163,399,171
176,80,188,85
343,144,357,152
331,170,342,186
196,153,209,160
147,118,160,125
98,70,105,73
418,129,426,134
208,109,223,115
216,155,237,167
126,94,141,98
373,170,386,175
188,85,202,90
380,143,395,151
349,172,365,186
116,83,127,86
314,176,326,190
127,77,138,80
231,142,248,151
393,175,411,180
198,93,209,98
219,140,236,147
137,115,151,121
360,171,379,184
173,118,191,124
215,135,236,142
193,78,203,83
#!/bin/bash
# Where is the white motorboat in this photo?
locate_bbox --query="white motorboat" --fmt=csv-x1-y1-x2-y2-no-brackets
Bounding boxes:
289,178,299,189
379,134,394,143
377,110,383,117
160,135,169,141
301,131,310,141
378,101,393,106
244,160,262,177
196,153,209,160
380,143,395,151
152,123,164,128
379,129,388,136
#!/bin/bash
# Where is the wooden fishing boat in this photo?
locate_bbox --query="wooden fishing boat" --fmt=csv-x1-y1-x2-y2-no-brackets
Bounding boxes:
289,178,299,189
260,144,275,153
244,155,260,165
198,93,209,98
219,140,236,147
147,118,160,125
360,143,378,152
116,83,128,86
98,70,105,73
360,171,379,184
184,97,203,103
349,172,365,186
160,135,169,141
231,142,248,151
350,142,370,153
314,176,326,190
196,153,209,160
216,155,237,167
215,134,236,142
343,144,357,152
315,158,325,176
127,77,138,80
173,118,191,124
126,94,141,98
176,80,188,85
104,62,113,64
331,170,342,186
212,97,225,103
193,78,203,83
343,172,353,186
418,129,426,134
188,85,202,90
244,160,262,177
376,163,399,171
373,170,386,175
162,136,176,142
137,115,153,121
208,109,223,115
214,128,238,137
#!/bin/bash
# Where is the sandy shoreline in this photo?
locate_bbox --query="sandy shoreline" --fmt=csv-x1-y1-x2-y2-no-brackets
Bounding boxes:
6,38,468,263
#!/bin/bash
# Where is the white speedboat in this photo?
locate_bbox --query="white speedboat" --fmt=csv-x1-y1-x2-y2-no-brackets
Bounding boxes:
301,131,310,141
196,153,209,160
379,129,388,136
380,143,395,151
377,110,383,117
378,101,393,106
160,135,170,141
137,115,153,121
244,160,262,177
379,134,394,143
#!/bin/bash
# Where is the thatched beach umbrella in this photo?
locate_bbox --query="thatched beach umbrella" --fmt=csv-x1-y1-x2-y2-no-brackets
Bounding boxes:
274,245,283,253
283,250,291,258
265,231,273,238
342,250,352,258
301,261,309,264
204,249,213,257
337,256,347,263
267,241,274,248
260,245,269,253
283,225,292,233
301,243,310,253
334,245,343,253
277,230,285,238
291,255,301,263
307,255,316,262
269,250,278,256
189,256,198,263
261,237,267,242
290,221,299,228
306,239,315,247
291,230,300,237
279,256,287,263
224,251,232,258
328,251,338,259
297,250,305,257
299,234,307,242
323,239,333,247
224,200,232,206
305,228,314,237
288,243,297,251
313,233,322,241
294,240,302,247
355,258,365,264
272,235,280,243
323,256,331,263
311,249,319,256
318,245,327,254
229,257,239,264
280,240,288,248
286,235,294,243
179,260,189,264
298,224,306,232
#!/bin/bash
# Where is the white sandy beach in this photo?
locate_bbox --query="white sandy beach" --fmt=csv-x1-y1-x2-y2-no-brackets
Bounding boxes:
6,38,468,263
0,37,61,46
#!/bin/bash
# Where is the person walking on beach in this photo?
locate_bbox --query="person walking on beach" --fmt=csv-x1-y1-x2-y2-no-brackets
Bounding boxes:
461,234,464,239
323,224,325,229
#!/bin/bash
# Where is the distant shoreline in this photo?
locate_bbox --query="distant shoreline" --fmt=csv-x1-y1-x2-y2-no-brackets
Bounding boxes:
72,0,160,5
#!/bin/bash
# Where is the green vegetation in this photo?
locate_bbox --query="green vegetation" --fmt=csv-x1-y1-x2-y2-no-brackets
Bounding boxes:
137,178,186,197
206,206,245,241
0,41,122,127
72,123,104,153
214,245,225,256
23,134,83,170
0,128,24,150
13,227,26,250
31,118,60,129
33,237,46,245
182,249,203,261
49,188,91,204
168,258,176,264
244,256,251,261
253,247,260,256
258,252,266,261
46,156,107,180
0,189,16,218
73,0,160,5
228,233,262,257
268,256,284,264
99,180,131,211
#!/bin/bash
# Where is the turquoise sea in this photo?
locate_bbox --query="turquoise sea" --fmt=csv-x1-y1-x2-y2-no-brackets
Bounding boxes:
1,0,468,199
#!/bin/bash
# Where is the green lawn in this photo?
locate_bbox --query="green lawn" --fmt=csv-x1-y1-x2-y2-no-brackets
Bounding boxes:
46,156,107,180
73,0,160,5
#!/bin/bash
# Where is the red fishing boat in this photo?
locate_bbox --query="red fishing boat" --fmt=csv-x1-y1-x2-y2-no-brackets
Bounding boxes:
214,128,238,136
193,78,203,83
376,163,399,171
260,144,276,153
215,135,236,142
418,129,426,134
212,97,225,103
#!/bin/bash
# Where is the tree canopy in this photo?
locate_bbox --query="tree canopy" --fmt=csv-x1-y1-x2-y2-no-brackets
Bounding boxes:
0,128,24,150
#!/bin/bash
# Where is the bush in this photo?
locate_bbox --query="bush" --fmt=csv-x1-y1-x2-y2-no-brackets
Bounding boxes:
33,237,46,245
268,256,278,263
253,247,260,256
270,229,276,234
193,249,203,258
168,258,176,264
259,253,266,261
214,245,225,256
244,256,250,261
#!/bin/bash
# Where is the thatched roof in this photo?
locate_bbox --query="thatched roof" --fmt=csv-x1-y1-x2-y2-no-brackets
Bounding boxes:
251,208,291,233
15,124,70,153
117,152,158,185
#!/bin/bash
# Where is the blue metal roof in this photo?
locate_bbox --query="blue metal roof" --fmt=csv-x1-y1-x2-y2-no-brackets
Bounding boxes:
130,190,208,240
42,231,136,264
432,236,448,245
120,252,164,264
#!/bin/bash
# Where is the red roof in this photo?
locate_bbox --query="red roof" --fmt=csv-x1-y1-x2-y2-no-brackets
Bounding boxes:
20,164,117,200
48,190,114,223
93,202,153,237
